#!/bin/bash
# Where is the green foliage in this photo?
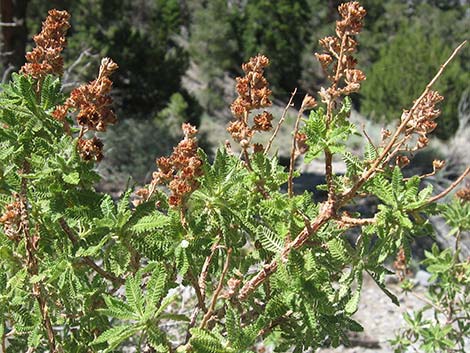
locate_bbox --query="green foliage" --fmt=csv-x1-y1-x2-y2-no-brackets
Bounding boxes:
242,0,311,96
27,0,189,118
188,0,241,112
302,97,357,163
92,264,175,352
1,2,468,352
392,198,470,352
361,24,469,139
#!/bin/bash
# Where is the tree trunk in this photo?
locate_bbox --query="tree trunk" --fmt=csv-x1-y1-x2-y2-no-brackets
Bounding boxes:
1,0,28,78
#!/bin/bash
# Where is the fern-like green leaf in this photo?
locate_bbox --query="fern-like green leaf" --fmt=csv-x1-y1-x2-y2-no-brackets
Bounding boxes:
146,263,167,309
132,213,169,234
103,295,138,320
125,274,144,316
257,225,283,253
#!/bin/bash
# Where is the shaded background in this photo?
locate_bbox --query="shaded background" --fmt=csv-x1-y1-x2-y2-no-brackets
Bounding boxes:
1,0,469,189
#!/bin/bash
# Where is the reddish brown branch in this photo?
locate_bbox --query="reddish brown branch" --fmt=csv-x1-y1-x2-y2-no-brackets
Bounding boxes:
265,88,297,155
199,237,221,299
237,202,334,301
200,248,232,329
19,163,59,353
427,167,470,204
288,106,305,197
340,41,467,205
58,218,124,285
338,214,375,227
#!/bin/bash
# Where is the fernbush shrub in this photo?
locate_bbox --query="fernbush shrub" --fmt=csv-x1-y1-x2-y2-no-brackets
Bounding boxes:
0,3,468,352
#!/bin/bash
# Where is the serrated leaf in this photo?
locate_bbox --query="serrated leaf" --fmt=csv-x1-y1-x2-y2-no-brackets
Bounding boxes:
257,225,283,253
91,324,139,349
63,171,80,185
146,263,167,309
344,288,361,315
126,275,144,316
76,235,110,257
103,296,138,320
132,213,169,234
155,293,178,318
100,195,116,219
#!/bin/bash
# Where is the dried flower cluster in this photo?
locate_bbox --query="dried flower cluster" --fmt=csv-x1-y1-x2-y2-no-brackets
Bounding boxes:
21,10,70,80
395,155,410,168
336,1,367,36
402,91,444,150
315,2,366,99
295,132,308,155
228,55,273,143
77,136,104,162
456,183,470,202
137,123,203,207
432,159,445,172
0,197,22,242
393,247,411,281
53,58,118,162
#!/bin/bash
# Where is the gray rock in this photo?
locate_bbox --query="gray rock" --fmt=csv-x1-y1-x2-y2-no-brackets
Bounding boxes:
414,270,432,287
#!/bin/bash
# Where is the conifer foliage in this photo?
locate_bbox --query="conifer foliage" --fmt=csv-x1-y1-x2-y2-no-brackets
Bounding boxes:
0,2,468,352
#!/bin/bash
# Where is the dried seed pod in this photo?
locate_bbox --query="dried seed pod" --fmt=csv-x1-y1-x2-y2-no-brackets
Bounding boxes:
228,55,273,144
21,10,70,80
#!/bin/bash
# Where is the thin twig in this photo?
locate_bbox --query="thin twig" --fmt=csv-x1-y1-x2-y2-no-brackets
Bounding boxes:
184,237,221,341
62,49,93,85
258,310,293,337
199,237,221,299
340,41,467,205
288,105,305,197
362,123,377,155
59,218,124,285
1,326,6,353
322,32,349,200
242,147,253,171
339,214,376,227
426,167,469,204
184,269,208,344
188,270,207,313
265,88,297,155
0,21,20,27
19,163,59,353
237,202,334,300
410,291,445,313
200,248,232,329
403,170,437,182
1,64,15,83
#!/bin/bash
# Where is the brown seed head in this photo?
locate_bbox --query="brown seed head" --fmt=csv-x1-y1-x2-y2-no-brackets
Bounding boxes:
21,10,70,80
253,143,264,153
0,198,23,241
403,91,444,150
141,123,203,207
228,55,273,143
77,137,104,162
432,160,445,171
315,2,366,99
336,2,367,36
252,111,274,132
395,155,410,168
295,132,309,155
53,58,118,162
301,94,317,110
64,58,118,132
456,184,470,202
